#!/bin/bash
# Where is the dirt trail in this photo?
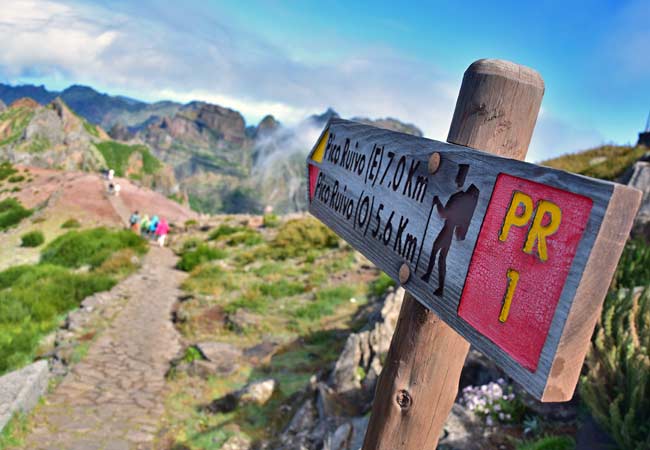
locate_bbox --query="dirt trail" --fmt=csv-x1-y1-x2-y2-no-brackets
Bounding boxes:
18,246,185,450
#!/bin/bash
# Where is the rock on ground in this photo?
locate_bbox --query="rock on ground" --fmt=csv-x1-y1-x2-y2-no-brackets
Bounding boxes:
0,360,49,432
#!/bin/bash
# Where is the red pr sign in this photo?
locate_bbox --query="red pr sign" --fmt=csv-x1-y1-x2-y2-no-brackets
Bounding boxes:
458,174,593,371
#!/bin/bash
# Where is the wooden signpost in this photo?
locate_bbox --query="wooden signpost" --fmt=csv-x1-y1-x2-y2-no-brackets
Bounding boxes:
306,59,642,448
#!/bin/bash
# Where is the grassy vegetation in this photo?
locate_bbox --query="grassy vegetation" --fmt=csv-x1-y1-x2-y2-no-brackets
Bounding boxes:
517,435,575,450
0,106,35,146
22,135,51,153
542,145,646,180
0,226,149,376
0,264,116,374
94,141,162,176
0,161,18,181
163,216,377,447
269,216,339,259
579,238,650,450
8,174,25,183
613,238,650,289
60,218,81,229
20,230,44,248
41,227,148,269
262,213,280,228
176,244,227,272
0,198,32,231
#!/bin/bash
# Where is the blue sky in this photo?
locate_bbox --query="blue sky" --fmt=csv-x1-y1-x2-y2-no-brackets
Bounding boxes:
0,0,648,161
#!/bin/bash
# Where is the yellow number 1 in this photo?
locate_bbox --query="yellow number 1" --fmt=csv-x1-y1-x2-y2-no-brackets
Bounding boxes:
499,269,520,323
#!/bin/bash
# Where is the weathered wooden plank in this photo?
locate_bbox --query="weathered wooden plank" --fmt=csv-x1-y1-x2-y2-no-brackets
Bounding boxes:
307,117,641,400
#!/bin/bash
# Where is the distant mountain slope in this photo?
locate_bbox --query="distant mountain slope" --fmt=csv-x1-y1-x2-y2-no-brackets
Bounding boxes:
0,97,178,195
542,145,647,181
0,83,424,214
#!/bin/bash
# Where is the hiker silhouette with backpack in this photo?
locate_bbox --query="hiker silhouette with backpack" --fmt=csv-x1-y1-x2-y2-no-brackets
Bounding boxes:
421,164,479,296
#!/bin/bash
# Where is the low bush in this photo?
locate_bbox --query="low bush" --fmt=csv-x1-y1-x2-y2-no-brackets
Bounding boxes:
580,288,650,450
270,217,339,259
613,238,650,289
61,218,81,229
0,198,32,231
20,230,44,247
225,229,264,247
207,224,242,241
293,286,354,321
176,244,226,272
369,272,396,298
259,280,305,299
41,227,148,269
95,248,140,277
263,213,280,228
0,264,116,374
517,436,575,450
7,174,25,183
0,161,18,181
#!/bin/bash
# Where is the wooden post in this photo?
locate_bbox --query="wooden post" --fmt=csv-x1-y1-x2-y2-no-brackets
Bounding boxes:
361,59,545,449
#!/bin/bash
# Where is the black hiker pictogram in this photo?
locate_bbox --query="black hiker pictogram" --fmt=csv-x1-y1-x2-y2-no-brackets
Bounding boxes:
421,164,479,296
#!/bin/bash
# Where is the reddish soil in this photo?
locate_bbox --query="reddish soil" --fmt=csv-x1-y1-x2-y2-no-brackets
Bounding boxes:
6,167,197,227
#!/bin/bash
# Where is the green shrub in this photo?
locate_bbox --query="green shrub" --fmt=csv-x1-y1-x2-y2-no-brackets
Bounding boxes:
176,244,226,271
259,280,305,299
20,230,44,247
613,239,650,289
61,218,81,229
517,435,575,450
293,286,354,321
0,264,116,374
7,174,25,183
263,213,280,228
208,224,241,241
369,272,396,298
41,227,148,269
0,198,32,231
580,288,650,450
271,217,339,259
0,161,18,181
226,229,264,247
184,219,198,227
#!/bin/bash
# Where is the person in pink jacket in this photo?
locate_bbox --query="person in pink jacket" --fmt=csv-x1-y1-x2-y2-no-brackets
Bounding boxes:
154,218,170,247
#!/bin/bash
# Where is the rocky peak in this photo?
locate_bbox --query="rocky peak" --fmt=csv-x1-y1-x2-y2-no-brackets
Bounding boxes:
194,103,246,143
309,107,340,126
9,97,40,110
255,115,280,138
108,122,133,141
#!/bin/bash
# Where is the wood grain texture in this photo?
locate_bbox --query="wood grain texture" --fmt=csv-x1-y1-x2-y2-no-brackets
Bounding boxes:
361,293,470,450
542,184,643,401
447,59,544,159
360,59,543,450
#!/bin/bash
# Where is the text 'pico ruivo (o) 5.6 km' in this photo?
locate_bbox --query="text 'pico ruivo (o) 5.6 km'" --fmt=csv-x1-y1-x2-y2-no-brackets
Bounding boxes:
307,118,641,401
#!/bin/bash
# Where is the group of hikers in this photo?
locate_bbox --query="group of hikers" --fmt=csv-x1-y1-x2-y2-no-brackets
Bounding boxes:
129,211,170,247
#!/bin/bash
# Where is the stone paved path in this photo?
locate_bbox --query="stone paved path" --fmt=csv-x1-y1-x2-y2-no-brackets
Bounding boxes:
19,246,184,450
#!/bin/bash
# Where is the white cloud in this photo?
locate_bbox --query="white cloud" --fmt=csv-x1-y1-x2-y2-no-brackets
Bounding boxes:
0,0,458,134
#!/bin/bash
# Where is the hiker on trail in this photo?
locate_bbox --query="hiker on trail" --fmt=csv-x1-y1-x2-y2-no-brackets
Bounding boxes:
108,169,114,180
149,215,159,238
108,183,114,195
155,218,169,247
140,214,150,237
114,183,121,196
129,211,141,233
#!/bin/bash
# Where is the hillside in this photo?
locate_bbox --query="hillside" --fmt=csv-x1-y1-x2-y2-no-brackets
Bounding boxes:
0,163,197,271
0,84,425,215
0,97,179,196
